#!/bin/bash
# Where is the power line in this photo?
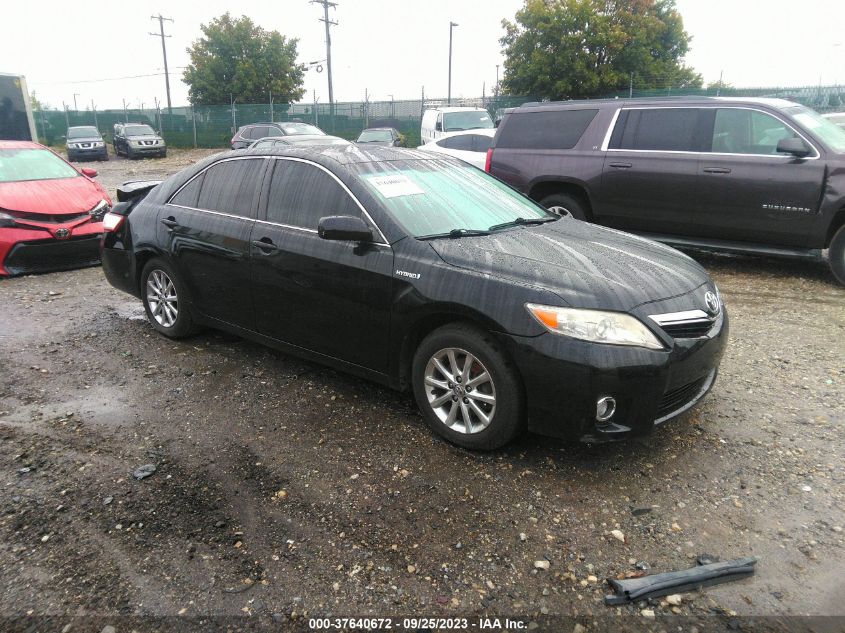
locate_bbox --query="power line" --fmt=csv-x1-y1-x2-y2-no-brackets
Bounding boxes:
150,14,174,113
31,71,185,85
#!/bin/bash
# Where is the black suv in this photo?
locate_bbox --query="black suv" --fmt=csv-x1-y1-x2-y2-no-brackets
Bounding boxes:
230,122,325,149
65,126,108,161
488,97,845,284
113,123,167,159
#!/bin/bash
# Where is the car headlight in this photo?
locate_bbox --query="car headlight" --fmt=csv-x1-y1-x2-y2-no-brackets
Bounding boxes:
525,303,665,350
89,199,111,220
94,141,104,147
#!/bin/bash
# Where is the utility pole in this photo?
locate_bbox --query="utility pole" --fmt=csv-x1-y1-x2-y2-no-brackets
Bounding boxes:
495,64,500,98
448,22,458,105
311,0,337,118
62,102,69,130
73,93,80,111
150,14,174,113
629,72,633,98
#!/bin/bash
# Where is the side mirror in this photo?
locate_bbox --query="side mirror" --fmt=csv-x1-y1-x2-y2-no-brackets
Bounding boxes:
393,138,402,146
435,121,442,132
318,215,373,242
80,168,98,178
776,137,811,157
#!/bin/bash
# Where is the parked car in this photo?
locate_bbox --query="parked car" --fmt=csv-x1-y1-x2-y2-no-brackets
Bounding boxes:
355,127,405,146
420,107,494,144
65,126,108,162
113,123,166,159
100,146,726,450
0,140,111,276
823,112,845,130
487,97,845,285
417,129,495,169
230,122,325,149
249,135,350,149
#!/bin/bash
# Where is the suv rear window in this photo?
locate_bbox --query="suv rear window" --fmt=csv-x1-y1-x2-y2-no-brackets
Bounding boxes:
496,109,598,150
611,108,700,151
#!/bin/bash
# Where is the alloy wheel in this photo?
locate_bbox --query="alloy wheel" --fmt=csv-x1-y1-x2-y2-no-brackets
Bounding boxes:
146,270,178,328
423,347,496,434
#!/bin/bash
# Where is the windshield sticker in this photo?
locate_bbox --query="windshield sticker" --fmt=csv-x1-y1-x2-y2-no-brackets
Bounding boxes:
366,174,425,198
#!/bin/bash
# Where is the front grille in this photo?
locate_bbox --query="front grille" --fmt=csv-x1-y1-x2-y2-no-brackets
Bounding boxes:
649,310,716,339
4,235,101,276
659,318,715,338
656,375,709,420
12,210,91,224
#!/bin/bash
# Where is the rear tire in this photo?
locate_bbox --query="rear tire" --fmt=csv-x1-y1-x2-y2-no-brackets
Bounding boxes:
141,259,197,338
829,224,845,286
412,323,524,450
539,192,588,221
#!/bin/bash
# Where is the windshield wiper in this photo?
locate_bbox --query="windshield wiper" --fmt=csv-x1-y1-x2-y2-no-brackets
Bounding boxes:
417,228,491,240
487,216,558,232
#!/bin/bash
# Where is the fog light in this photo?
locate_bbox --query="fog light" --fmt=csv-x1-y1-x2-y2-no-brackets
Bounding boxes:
596,396,616,422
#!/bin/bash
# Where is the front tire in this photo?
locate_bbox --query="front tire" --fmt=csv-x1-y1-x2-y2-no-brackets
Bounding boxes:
141,259,197,338
412,323,524,450
829,224,845,286
539,192,588,221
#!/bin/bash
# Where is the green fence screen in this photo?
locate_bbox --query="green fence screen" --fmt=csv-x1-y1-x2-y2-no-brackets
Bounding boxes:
33,85,844,149
33,96,534,149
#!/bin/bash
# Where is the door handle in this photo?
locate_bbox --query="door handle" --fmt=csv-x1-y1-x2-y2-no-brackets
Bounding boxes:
608,162,632,169
252,238,280,252
160,217,179,229
703,167,731,174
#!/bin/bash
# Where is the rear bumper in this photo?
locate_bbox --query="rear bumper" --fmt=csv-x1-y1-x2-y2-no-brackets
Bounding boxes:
496,310,728,441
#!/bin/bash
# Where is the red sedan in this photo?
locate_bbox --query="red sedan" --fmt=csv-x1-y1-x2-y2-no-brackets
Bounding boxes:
0,140,112,277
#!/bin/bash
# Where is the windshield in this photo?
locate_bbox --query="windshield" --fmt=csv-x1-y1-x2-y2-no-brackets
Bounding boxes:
280,122,324,136
68,127,100,139
125,125,156,136
358,129,393,142
0,148,79,183
786,105,845,153
443,110,494,132
354,159,551,237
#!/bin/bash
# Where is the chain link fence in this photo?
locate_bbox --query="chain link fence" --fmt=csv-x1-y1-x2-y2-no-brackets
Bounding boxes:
32,86,845,149
33,96,534,149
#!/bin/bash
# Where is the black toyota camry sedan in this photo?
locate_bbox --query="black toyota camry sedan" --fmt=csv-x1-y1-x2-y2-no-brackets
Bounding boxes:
100,146,727,450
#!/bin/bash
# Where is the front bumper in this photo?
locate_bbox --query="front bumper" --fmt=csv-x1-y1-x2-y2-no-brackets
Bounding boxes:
1,225,103,276
68,146,107,160
497,309,728,441
128,144,166,156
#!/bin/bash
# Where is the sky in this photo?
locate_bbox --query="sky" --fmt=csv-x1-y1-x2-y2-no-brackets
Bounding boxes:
1,0,843,110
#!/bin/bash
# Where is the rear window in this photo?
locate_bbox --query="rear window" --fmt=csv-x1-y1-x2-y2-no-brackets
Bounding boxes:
496,109,598,150
611,108,700,151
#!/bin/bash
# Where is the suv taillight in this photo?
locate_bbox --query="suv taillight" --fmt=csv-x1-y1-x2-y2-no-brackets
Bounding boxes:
102,212,125,232
484,148,493,173
230,132,239,144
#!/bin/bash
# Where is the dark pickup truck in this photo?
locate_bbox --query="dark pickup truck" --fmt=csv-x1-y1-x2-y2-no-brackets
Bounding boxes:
486,97,845,284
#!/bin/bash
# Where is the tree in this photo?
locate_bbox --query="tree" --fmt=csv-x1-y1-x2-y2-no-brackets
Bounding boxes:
183,13,305,105
500,0,702,100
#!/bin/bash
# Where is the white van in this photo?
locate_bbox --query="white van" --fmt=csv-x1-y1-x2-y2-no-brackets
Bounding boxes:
420,107,494,144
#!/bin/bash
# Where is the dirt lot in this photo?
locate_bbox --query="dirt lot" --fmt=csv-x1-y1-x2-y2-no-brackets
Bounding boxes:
1,150,844,630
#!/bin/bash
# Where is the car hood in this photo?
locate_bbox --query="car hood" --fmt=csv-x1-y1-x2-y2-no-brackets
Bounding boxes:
127,135,164,141
67,136,103,143
429,219,711,312
0,176,107,215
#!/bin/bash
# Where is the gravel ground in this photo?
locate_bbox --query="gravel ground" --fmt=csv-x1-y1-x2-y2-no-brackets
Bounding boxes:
0,150,844,630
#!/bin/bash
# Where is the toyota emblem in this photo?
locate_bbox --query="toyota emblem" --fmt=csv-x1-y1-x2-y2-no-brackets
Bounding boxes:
54,228,70,240
704,290,720,314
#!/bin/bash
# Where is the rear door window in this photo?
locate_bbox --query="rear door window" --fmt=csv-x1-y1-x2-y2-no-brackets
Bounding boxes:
266,160,361,230
496,109,598,150
195,158,264,218
611,108,701,151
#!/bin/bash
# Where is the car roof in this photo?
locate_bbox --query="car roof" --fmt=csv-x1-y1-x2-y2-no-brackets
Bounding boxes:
360,127,394,131
238,144,446,166
0,140,45,150
68,125,98,130
515,96,801,110
255,134,346,144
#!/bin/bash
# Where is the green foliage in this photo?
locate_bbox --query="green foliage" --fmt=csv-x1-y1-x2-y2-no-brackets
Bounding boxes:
500,0,702,100
183,13,306,105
